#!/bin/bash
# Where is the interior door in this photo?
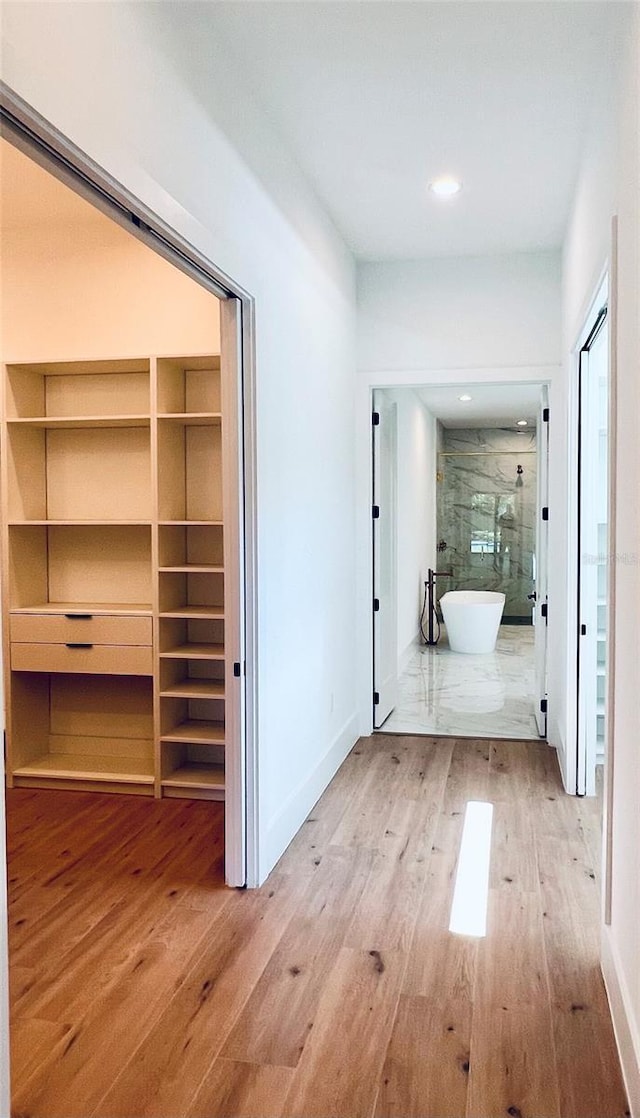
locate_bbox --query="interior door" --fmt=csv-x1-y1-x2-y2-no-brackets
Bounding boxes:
577,309,608,796
220,298,247,885
372,390,398,728
534,386,549,736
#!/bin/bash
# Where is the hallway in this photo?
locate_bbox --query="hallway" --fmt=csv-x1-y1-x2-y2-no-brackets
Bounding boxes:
7,736,627,1118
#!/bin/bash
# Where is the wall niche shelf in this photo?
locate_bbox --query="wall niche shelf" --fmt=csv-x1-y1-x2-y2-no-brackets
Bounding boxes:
2,353,228,802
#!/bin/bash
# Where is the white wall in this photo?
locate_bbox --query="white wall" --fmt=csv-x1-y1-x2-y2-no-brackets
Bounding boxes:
380,389,437,670
561,7,639,1112
358,251,561,373
605,9,639,1112
552,20,619,781
355,251,562,734
0,1,358,887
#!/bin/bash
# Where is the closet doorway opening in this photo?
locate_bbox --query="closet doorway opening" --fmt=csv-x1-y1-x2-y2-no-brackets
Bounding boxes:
0,106,256,887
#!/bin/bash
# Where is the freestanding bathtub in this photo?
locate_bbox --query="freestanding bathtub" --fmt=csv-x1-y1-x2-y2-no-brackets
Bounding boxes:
440,590,505,654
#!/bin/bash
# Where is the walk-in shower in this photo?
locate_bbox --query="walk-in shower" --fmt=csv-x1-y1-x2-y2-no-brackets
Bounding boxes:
436,427,537,622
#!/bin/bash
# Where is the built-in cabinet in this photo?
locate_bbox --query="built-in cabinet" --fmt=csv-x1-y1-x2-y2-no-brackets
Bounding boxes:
1,354,231,800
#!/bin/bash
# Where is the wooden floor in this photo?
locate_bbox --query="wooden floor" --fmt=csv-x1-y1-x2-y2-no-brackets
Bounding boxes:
7,736,629,1118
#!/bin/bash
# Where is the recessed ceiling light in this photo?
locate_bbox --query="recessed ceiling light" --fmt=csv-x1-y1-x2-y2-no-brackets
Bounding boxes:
459,394,472,402
429,176,463,198
516,419,528,426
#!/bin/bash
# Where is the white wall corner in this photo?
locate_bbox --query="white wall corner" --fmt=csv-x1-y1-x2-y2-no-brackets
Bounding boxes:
601,924,640,1118
261,712,359,883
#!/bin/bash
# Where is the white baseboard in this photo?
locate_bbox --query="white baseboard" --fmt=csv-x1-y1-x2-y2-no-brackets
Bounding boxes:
548,718,572,792
261,712,359,883
399,631,420,676
601,924,640,1117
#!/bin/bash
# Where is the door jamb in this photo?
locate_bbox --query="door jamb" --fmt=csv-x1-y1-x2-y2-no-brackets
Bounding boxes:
568,269,609,800
576,303,608,796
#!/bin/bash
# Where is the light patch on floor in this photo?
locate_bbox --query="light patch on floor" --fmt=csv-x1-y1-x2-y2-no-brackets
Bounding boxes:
381,624,539,739
449,801,494,937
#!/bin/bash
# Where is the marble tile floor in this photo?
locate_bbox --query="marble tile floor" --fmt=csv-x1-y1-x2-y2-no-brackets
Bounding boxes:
380,623,541,740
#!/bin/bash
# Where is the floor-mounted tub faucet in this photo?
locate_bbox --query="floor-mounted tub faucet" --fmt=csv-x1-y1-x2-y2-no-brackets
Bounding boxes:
422,568,453,646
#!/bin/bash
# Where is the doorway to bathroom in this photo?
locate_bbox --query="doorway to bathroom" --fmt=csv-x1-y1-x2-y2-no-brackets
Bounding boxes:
371,381,550,740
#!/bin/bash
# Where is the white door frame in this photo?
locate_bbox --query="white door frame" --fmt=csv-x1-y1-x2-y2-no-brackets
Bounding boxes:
533,385,550,736
565,271,609,798
356,366,556,738
372,390,399,727
0,84,260,887
577,306,608,797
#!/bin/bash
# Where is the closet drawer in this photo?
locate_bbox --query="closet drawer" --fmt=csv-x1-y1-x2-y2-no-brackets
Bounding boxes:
10,613,152,646
11,642,153,676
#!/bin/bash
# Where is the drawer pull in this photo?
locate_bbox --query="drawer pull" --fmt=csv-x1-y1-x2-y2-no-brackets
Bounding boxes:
65,613,93,620
66,642,94,649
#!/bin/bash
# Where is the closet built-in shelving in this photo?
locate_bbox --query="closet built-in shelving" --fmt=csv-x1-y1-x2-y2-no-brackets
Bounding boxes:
1,354,228,800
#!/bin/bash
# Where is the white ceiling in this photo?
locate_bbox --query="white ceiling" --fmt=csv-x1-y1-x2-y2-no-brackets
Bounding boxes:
190,0,620,260
416,382,542,427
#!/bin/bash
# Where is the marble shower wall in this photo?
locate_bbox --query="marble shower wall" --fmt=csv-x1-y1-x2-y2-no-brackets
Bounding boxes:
436,427,537,619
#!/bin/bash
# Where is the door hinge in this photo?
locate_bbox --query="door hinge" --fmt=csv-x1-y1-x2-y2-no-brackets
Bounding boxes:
233,661,241,677
373,598,380,612
542,506,549,521
540,698,548,714
541,602,548,620
373,691,380,706
372,505,380,519
543,407,550,422
581,623,587,636
372,411,380,426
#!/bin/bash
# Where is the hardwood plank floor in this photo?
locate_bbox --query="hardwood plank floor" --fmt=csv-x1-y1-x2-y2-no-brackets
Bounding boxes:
6,737,629,1118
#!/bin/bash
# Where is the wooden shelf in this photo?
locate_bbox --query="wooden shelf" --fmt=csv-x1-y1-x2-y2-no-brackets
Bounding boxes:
8,520,153,526
159,565,224,574
12,753,155,783
7,415,150,429
7,357,150,377
3,351,229,804
159,643,225,661
161,720,225,745
160,607,224,620
160,679,225,700
162,763,225,791
11,602,152,616
158,413,222,425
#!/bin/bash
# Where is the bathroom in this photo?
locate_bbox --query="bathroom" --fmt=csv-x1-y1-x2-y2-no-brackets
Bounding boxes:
372,382,546,740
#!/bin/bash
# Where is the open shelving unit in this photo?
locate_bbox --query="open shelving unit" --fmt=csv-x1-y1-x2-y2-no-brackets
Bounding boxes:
1,353,229,801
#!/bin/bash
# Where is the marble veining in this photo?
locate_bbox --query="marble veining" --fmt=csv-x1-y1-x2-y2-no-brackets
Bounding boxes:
380,624,540,739
437,427,537,618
